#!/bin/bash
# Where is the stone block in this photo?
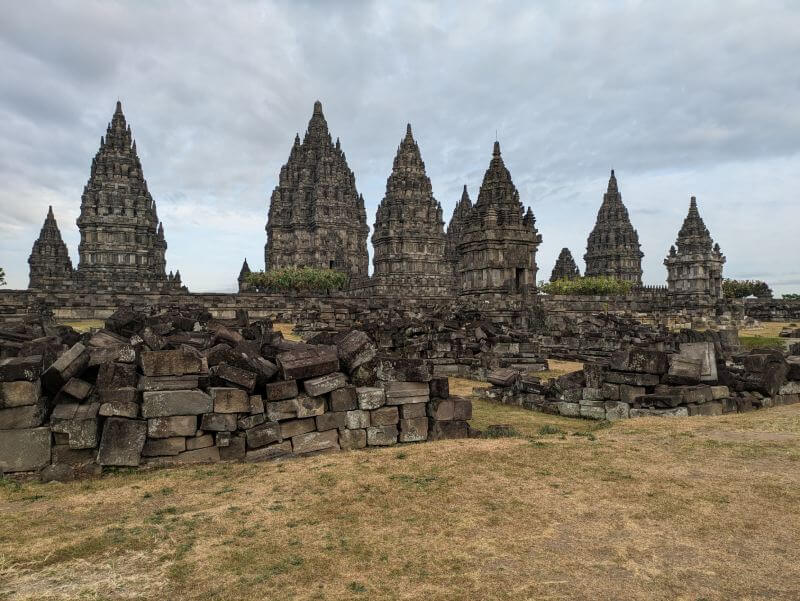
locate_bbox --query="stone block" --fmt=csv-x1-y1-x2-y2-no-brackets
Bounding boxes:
374,357,432,382
97,418,147,467
605,371,660,387
42,343,89,392
487,368,518,387
99,401,139,418
557,402,581,417
384,381,430,405
399,417,428,442
60,378,92,401
679,385,714,404
295,394,325,418
452,397,472,420
138,375,200,391
249,395,265,415
99,387,139,404
400,403,427,419
304,372,347,397
238,413,266,430
687,402,724,416
429,376,449,399
610,349,669,375
366,425,398,446
265,379,298,401
428,420,469,440
52,444,95,466
580,403,606,420
370,406,399,426
336,330,377,372
215,432,231,447
219,435,246,461
266,399,298,421
277,346,339,380
200,413,238,432
245,440,292,462
357,387,385,410
583,362,606,388
96,362,137,390
0,379,40,408
148,415,197,438
604,401,630,420
427,398,454,421
710,385,730,400
214,363,257,392
338,428,367,449
142,437,186,457
211,387,250,413
582,387,604,401
329,385,358,411
629,407,689,418
88,344,136,367
779,381,800,395
246,421,282,449
280,417,316,439
602,382,620,401
141,390,212,418
139,349,203,377
0,427,51,472
0,355,42,382
292,429,340,454
186,434,214,450
316,411,347,431
175,446,220,464
620,385,646,404
0,403,45,429
635,394,681,408
345,409,370,429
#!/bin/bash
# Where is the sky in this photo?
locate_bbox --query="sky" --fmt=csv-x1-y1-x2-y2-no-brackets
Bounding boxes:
1,1,798,295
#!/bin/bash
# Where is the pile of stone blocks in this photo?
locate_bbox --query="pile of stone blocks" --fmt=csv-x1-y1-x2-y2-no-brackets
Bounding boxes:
0,306,473,477
477,340,800,421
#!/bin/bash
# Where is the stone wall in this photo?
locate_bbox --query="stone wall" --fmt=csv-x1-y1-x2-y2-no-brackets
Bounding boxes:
742,299,800,321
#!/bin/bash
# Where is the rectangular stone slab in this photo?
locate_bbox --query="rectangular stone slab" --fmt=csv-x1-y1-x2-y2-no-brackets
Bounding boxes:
280,417,317,439
200,413,238,432
141,390,213,418
399,417,428,442
0,379,41,408
265,379,299,401
0,404,44,429
303,372,347,397
210,388,250,413
315,411,347,431
214,363,257,392
245,440,292,462
0,427,51,472
142,437,186,457
147,415,198,438
99,401,139,418
0,355,42,382
366,425,398,446
338,428,366,449
246,421,282,449
291,429,340,454
357,387,385,410
277,346,339,380
336,330,377,371
329,386,358,411
42,343,89,392
138,375,200,391
97,418,147,467
139,350,203,377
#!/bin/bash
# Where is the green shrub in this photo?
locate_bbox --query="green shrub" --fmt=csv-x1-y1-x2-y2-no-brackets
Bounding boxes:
783,293,800,300
0,266,6,286
245,267,348,293
539,276,634,296
722,279,773,299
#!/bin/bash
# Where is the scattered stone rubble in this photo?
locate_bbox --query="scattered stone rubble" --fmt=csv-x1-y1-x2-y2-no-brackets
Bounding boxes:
0,306,471,478
478,341,800,420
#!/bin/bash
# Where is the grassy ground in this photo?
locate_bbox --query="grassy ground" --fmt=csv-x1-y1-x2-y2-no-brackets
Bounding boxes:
56,319,105,333
739,320,797,350
2,379,799,601
272,323,303,342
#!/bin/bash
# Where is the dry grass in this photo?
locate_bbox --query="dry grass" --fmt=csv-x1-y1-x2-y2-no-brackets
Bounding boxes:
273,322,303,342
536,358,584,381
3,386,799,600
739,321,796,338
56,319,105,333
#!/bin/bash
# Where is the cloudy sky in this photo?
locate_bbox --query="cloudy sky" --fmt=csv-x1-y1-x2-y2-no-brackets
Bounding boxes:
1,1,798,294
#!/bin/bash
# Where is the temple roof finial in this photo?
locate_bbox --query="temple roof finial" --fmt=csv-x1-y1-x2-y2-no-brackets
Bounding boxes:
313,100,323,115
493,140,501,157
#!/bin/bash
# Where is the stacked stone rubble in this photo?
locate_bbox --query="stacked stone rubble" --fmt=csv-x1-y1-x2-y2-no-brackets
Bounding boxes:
28,206,74,290
549,248,580,282
584,170,643,284
0,306,472,477
265,101,369,283
369,125,453,296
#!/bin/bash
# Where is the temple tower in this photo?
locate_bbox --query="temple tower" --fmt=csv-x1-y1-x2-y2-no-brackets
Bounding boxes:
75,101,182,291
445,185,472,274
550,248,580,282
265,101,369,283
370,125,451,296
28,206,74,289
664,196,725,300
584,170,643,284
457,141,542,297
238,258,252,292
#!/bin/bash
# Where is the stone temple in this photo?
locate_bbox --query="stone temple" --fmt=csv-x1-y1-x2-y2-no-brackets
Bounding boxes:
665,196,725,300
584,170,643,284
264,101,369,283
457,142,542,297
369,125,452,297
27,102,183,292
444,185,473,275
550,248,581,282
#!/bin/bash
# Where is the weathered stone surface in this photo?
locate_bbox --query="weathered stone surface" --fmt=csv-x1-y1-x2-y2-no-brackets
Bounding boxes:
245,440,292,462
357,387,385,410
711,385,730,400
428,420,469,440
336,330,377,372
345,409,370,430
579,403,606,420
400,403,427,419
0,404,45,429
630,407,689,417
186,434,214,450
138,375,200,391
582,387,604,401
52,444,95,466
583,362,606,388
329,385,358,411
0,379,40,408
779,381,800,395
141,390,212,418
99,387,139,404
366,425,397,446
687,402,723,416
338,428,367,449
60,378,92,401
277,346,339,380
99,401,139,418
316,411,347,431
428,377,449,399
266,399,298,421
295,394,325,418
246,421,282,449
678,385,713,404
604,401,630,420
200,413,237,432
140,350,203,377
399,417,428,442
211,387,250,413
265,379,298,401
620,385,646,404
237,413,266,430
42,343,89,392
374,357,432,382
174,446,220,464
219,435,246,460
0,356,42,382
601,382,620,400
487,369,518,387
142,437,186,457
428,399,454,421
88,344,136,367
604,371,660,386
213,363,257,392
215,432,231,447
148,415,197,438
557,402,581,417
97,362,137,390
304,372,347,397
384,381,430,405
280,418,316,439
249,395,265,415
370,406,399,426
610,349,668,375
452,397,473,420
0,427,51,472
291,429,340,454
40,463,76,483
98,418,147,466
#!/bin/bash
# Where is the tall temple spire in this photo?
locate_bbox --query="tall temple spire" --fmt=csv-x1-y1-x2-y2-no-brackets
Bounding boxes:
584,169,643,284
74,101,184,292
265,101,369,281
445,185,473,269
370,124,450,296
550,248,581,282
28,206,74,289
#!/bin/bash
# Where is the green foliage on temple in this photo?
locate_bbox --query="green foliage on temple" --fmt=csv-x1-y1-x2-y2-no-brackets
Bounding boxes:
722,279,773,299
539,276,634,296
782,293,800,300
0,266,6,286
245,267,349,293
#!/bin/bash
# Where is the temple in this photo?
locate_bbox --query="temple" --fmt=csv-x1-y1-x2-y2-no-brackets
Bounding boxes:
27,206,73,290
584,170,643,284
369,125,452,296
457,142,542,298
445,185,473,275
264,101,369,283
550,248,580,282
665,196,725,301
